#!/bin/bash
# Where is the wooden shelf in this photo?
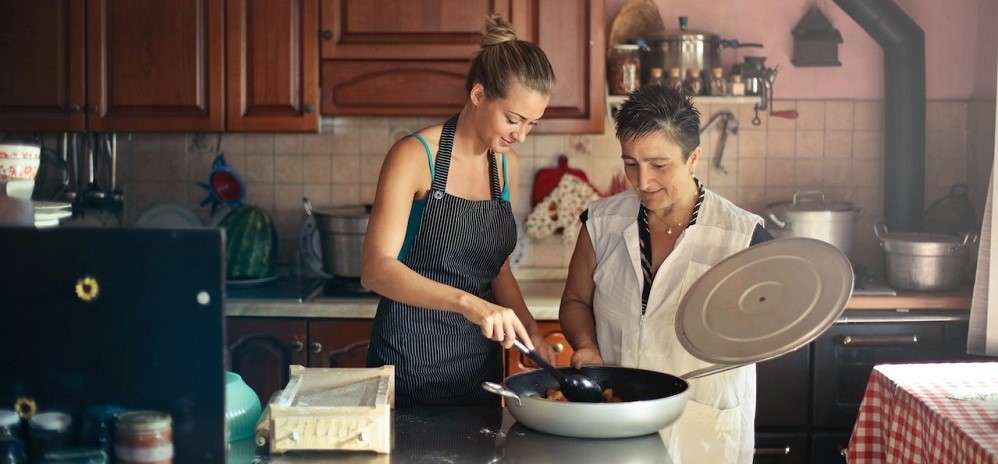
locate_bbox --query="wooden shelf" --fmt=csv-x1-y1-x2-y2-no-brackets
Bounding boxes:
606,94,761,106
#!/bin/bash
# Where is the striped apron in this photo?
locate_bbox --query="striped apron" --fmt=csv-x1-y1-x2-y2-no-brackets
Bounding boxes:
366,115,517,407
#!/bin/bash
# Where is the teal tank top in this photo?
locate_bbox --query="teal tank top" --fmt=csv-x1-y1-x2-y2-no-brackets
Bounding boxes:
398,133,509,260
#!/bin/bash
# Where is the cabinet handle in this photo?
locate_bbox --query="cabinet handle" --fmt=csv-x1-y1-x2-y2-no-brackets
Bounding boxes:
321,30,333,40
754,446,791,455
84,104,97,113
552,343,564,353
840,447,849,457
310,342,323,354
290,340,304,352
303,103,313,114
69,104,81,113
839,334,919,347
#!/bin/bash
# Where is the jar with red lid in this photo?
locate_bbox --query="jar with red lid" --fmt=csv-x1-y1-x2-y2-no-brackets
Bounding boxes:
114,411,172,464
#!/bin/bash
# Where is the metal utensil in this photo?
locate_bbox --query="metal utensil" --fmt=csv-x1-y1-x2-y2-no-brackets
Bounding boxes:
511,339,603,403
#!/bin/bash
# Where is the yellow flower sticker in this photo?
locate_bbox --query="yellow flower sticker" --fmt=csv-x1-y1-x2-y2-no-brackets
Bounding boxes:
75,276,99,302
15,397,37,419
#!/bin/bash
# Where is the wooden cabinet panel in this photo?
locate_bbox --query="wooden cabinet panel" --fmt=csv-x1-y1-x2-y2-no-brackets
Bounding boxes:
0,0,85,131
320,0,510,60
755,433,808,464
227,0,319,132
322,60,469,116
307,319,373,368
511,0,605,133
87,0,225,131
506,321,575,374
226,317,307,404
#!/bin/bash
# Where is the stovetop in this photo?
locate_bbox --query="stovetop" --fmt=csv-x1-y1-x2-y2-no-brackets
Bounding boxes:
225,274,377,301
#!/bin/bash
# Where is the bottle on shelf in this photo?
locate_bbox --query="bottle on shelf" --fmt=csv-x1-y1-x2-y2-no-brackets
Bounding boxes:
684,68,704,96
728,74,746,96
647,67,664,87
664,67,683,92
709,67,727,96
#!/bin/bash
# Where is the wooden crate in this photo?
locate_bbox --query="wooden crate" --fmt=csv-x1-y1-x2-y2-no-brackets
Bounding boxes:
256,365,394,454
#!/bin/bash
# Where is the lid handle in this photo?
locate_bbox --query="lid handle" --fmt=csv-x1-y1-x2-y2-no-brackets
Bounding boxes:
767,211,787,229
792,190,826,205
874,223,888,240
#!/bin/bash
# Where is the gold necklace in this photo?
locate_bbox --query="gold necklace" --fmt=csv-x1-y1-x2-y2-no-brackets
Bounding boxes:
648,211,687,236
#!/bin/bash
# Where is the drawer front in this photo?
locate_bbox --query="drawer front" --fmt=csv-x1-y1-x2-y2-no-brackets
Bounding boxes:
811,431,851,464
756,344,810,427
755,433,808,464
812,321,967,427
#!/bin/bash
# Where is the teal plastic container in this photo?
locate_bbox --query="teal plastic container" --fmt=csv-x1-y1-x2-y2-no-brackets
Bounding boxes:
225,372,262,442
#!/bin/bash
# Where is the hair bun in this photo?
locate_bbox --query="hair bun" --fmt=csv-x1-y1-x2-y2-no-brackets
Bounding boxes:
481,14,517,47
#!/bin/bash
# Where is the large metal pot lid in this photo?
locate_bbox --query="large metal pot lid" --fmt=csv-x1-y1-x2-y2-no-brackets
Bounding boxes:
676,238,853,365
768,190,858,213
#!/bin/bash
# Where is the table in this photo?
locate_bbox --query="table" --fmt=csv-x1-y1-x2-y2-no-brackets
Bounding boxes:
847,362,998,463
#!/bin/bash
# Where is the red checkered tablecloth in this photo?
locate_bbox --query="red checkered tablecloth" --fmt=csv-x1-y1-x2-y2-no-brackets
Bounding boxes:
847,362,998,463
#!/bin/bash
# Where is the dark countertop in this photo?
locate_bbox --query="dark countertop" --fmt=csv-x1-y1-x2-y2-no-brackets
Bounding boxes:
227,406,674,463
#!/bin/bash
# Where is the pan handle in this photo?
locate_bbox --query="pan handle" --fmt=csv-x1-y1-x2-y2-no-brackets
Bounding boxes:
766,211,787,229
482,382,522,407
680,363,748,380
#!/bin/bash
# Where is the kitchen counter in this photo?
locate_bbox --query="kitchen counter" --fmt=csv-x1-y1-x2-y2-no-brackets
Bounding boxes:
227,406,674,463
226,281,972,320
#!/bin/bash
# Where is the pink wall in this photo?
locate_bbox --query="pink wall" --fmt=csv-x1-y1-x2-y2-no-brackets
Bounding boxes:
605,0,996,100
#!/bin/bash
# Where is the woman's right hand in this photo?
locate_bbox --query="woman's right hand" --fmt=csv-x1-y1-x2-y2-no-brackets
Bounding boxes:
571,346,604,369
459,295,534,350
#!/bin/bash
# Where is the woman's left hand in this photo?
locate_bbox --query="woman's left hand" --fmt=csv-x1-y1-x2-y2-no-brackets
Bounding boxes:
529,332,558,366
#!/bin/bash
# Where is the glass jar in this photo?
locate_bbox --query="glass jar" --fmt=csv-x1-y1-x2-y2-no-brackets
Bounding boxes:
28,412,73,459
664,67,683,92
684,68,703,96
115,412,172,464
729,74,746,96
608,44,641,95
709,67,727,96
647,67,664,87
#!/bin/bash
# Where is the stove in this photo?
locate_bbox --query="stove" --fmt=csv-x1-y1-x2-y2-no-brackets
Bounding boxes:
852,266,897,296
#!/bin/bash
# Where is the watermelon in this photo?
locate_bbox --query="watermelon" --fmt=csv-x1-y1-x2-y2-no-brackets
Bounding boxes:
219,205,278,279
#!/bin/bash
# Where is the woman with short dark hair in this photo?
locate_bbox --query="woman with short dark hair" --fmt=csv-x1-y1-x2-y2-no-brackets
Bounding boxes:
559,84,770,463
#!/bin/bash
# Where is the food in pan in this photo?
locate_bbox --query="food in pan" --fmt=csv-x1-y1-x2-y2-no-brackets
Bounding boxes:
543,387,623,402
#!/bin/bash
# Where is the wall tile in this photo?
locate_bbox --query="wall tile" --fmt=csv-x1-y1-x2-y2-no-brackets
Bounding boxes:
796,160,822,189
360,126,394,156
275,184,305,212
275,153,304,184
765,159,795,187
823,159,852,187
243,154,275,183
825,101,854,130
304,154,332,184
304,183,332,208
852,131,882,160
739,130,767,158
244,134,275,155
736,187,766,213
853,101,883,131
738,104,767,130
796,130,824,158
328,131,362,157
331,156,361,184
275,134,303,155
738,158,766,187
796,100,825,130
360,154,387,181
302,133,329,155
360,183,378,204
244,182,275,213
331,183,360,205
926,101,968,132
824,130,853,158
767,130,796,158
851,159,881,187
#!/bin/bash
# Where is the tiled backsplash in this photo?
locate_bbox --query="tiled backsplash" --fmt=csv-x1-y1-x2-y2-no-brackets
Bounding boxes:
106,98,995,274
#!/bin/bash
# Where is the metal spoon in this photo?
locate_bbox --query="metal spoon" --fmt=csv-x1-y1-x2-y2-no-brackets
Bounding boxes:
511,339,604,403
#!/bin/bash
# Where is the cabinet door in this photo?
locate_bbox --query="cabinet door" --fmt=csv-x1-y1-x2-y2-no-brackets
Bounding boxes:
811,431,850,464
227,0,319,132
87,0,225,131
307,319,373,368
0,0,85,131
320,0,509,60
756,344,810,427
511,0,605,133
755,433,808,464
227,317,307,404
506,321,575,374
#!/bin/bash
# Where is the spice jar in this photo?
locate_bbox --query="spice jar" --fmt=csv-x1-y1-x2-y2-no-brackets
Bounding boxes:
663,67,683,92
608,44,641,95
28,412,73,459
647,67,664,87
115,412,172,464
684,68,703,96
729,74,746,96
709,67,727,96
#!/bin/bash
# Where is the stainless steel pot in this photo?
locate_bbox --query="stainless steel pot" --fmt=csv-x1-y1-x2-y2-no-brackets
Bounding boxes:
767,191,861,256
875,224,977,292
641,16,762,83
313,205,370,278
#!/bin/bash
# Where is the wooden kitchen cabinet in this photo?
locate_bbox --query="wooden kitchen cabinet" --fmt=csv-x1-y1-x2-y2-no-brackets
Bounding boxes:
506,321,575,374
307,318,373,368
226,317,308,404
86,0,225,132
226,0,319,132
319,0,605,133
0,0,86,131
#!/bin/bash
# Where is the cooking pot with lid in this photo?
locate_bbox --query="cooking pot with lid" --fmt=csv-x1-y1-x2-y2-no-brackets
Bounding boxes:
875,224,977,292
641,16,763,85
767,191,861,256
313,205,370,278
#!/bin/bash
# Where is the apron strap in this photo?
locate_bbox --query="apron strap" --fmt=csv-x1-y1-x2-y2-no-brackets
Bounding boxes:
430,115,458,194
487,151,500,201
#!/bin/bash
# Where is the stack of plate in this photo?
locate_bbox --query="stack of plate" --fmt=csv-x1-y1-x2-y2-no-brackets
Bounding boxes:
33,201,72,228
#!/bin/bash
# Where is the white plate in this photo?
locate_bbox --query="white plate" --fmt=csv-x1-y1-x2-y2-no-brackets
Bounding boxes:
32,201,71,211
136,204,204,229
226,274,280,287
35,209,72,221
676,238,854,365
